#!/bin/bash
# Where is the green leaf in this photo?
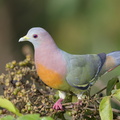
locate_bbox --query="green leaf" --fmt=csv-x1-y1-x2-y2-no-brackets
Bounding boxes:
17,114,40,120
40,117,54,120
0,97,22,116
0,115,15,120
106,77,118,95
99,96,113,120
113,89,120,101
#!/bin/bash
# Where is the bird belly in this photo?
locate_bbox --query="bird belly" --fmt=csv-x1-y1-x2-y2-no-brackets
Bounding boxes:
36,63,70,90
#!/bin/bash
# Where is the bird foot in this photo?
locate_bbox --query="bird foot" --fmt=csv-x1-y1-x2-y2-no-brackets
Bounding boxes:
53,98,64,110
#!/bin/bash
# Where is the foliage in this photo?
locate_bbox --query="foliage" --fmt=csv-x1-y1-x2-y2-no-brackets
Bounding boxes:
0,55,54,116
0,56,120,120
0,97,22,116
99,77,120,120
0,114,54,120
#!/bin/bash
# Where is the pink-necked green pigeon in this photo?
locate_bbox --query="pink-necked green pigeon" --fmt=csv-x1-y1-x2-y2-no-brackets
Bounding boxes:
19,27,120,110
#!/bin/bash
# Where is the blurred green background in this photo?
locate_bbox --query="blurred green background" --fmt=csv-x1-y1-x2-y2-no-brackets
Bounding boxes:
0,0,120,93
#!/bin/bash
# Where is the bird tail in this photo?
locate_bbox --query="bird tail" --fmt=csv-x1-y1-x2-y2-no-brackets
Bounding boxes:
100,51,120,75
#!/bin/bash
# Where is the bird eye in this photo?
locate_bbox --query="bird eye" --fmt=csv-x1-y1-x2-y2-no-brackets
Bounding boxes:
33,34,38,38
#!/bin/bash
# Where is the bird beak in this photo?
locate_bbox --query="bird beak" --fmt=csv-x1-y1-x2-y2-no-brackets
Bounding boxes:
19,36,29,42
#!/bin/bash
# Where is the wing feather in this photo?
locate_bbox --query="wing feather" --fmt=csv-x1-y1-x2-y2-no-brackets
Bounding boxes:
65,53,106,90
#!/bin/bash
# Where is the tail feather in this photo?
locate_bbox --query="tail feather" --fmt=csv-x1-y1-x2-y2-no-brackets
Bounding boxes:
107,51,120,66
100,51,120,75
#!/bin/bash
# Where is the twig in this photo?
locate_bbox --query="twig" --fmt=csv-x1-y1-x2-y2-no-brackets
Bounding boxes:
112,108,120,114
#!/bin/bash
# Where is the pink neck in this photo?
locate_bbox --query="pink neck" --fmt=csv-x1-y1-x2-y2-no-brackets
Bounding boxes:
35,38,59,64
34,38,67,76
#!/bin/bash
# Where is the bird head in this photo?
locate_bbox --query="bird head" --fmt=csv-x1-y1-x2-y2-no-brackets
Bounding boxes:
19,27,49,47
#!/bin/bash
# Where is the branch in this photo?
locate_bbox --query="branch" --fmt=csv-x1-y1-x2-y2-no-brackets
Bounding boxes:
91,86,107,98
112,108,120,114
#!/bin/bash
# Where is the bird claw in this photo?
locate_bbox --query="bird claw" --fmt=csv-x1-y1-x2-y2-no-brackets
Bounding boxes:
53,103,63,110
53,98,63,110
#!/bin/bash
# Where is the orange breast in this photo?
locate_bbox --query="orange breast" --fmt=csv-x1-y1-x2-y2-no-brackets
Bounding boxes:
36,63,65,89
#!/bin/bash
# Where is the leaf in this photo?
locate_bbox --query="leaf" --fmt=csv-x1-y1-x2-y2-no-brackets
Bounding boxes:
0,115,15,120
106,77,118,95
113,89,120,101
40,117,54,120
0,97,22,116
99,96,113,120
17,114,40,120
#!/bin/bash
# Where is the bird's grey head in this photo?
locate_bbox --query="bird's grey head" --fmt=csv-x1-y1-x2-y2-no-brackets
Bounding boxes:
19,27,49,47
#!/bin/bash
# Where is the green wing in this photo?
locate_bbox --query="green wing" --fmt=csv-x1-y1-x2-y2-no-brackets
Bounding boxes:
65,54,102,90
